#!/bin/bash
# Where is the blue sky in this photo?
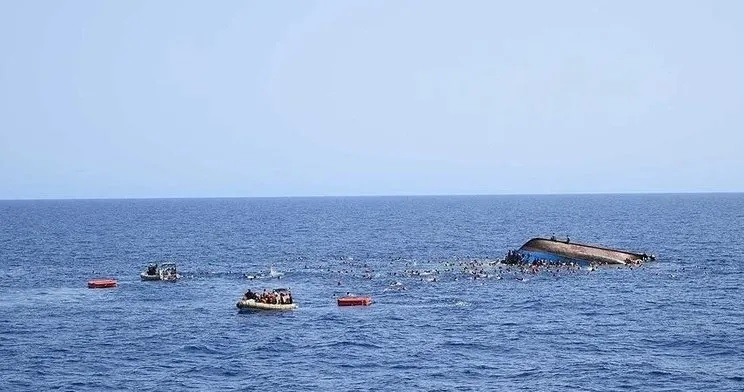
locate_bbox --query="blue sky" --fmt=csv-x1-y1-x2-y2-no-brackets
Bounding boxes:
1,1,742,199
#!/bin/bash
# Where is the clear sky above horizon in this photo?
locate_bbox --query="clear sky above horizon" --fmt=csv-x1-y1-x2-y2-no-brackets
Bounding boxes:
1,1,743,199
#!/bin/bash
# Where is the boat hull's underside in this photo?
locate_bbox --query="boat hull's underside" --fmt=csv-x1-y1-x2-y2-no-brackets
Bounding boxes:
517,238,649,265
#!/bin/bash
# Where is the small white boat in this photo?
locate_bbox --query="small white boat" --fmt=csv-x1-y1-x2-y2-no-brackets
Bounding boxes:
140,262,180,281
236,299,297,311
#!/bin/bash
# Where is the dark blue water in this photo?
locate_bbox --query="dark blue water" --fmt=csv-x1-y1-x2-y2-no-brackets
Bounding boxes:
1,194,743,391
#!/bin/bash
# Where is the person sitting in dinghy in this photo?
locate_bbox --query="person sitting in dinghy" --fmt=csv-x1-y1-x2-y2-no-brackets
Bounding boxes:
243,289,258,300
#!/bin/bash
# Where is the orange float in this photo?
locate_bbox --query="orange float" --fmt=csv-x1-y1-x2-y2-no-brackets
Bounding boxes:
88,278,118,289
337,296,372,306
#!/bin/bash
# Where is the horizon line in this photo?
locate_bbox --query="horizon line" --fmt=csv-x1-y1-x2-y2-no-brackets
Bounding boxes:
1,190,742,202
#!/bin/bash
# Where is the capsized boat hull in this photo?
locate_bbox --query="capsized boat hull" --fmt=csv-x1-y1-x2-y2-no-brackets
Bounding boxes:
516,237,651,265
236,299,297,311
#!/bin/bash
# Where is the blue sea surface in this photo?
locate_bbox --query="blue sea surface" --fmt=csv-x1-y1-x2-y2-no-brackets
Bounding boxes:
1,194,743,391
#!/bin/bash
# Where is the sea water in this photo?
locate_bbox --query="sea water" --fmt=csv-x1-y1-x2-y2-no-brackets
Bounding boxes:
1,194,742,391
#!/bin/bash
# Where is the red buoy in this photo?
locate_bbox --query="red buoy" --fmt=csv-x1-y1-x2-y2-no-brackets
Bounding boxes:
337,296,373,306
88,279,118,289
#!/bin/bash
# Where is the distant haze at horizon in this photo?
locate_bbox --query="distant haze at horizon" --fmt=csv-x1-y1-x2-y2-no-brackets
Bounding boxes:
1,1,743,200
2,191,743,202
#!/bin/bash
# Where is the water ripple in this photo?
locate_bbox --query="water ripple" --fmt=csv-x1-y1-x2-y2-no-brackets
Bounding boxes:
1,195,743,391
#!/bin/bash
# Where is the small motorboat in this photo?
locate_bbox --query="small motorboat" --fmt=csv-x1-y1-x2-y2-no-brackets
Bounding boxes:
88,278,117,289
236,288,296,311
140,262,180,281
337,295,373,306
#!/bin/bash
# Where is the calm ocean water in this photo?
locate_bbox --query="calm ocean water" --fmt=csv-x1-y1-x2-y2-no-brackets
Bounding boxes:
1,194,742,391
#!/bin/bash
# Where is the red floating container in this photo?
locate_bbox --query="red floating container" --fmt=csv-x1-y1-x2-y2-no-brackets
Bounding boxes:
337,296,373,306
88,279,118,289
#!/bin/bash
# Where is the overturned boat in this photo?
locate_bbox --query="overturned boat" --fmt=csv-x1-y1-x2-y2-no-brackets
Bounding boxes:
508,237,654,266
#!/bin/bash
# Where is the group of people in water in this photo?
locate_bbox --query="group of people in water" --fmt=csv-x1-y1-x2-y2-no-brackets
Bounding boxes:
504,250,526,265
243,289,293,305
238,239,653,300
